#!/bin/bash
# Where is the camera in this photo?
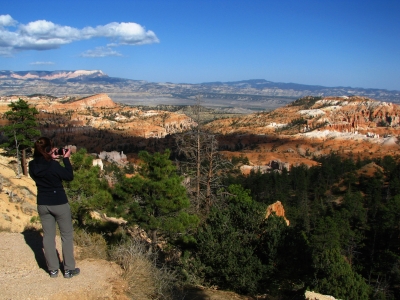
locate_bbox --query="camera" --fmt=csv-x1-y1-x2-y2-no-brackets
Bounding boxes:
56,148,67,155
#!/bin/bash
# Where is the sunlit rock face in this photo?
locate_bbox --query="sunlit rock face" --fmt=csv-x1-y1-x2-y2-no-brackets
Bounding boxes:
209,96,400,169
266,201,290,226
206,96,400,135
0,93,198,159
0,93,196,141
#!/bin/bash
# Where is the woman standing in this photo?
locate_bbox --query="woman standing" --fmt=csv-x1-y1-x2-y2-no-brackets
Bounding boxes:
29,137,80,278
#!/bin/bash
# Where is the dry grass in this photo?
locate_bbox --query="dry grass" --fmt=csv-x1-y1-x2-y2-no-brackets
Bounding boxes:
110,238,178,300
73,229,108,260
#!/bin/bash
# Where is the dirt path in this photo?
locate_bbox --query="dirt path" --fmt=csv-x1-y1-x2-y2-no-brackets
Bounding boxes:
0,230,261,300
0,231,128,300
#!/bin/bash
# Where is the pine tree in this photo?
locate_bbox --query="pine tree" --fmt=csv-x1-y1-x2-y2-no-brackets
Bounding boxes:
189,184,266,294
1,98,41,176
313,247,370,300
64,149,113,226
112,150,199,246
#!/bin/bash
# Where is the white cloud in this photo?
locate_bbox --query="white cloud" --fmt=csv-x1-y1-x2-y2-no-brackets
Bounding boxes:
106,43,120,47
0,15,159,56
20,20,81,41
30,61,55,65
0,14,17,27
89,22,159,45
80,46,123,58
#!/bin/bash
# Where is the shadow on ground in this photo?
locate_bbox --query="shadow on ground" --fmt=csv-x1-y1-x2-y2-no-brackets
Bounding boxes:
22,229,48,271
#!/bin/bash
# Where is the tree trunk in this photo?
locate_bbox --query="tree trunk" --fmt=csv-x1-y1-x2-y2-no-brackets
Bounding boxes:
195,98,202,211
205,141,215,213
22,149,27,176
196,127,201,210
13,131,21,178
151,229,158,250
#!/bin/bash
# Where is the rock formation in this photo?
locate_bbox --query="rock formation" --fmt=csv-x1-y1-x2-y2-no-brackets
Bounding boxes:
98,151,127,164
213,96,400,170
92,158,104,170
305,290,338,300
0,94,197,153
206,96,400,136
266,201,290,226
43,93,118,111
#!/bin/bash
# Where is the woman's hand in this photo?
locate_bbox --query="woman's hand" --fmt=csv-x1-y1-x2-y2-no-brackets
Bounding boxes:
50,148,60,160
50,148,71,159
63,148,71,158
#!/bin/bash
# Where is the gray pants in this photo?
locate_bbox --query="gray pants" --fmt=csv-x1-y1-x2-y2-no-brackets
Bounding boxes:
37,203,76,271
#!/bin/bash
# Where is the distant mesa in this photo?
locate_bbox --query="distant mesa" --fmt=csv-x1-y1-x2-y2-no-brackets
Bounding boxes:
37,93,118,111
0,70,107,81
0,70,399,107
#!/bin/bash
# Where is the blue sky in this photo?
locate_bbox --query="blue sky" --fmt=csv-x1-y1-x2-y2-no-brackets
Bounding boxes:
1,0,399,90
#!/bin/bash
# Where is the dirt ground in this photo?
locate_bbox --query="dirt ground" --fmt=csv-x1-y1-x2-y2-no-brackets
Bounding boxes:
0,231,129,300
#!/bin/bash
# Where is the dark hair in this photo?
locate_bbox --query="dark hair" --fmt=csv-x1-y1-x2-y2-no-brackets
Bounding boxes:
33,137,53,161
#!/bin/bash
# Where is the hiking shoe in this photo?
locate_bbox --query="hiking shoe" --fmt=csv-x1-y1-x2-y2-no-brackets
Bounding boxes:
64,268,80,278
49,269,59,278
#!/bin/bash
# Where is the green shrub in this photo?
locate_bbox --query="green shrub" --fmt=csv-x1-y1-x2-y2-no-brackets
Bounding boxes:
186,185,266,295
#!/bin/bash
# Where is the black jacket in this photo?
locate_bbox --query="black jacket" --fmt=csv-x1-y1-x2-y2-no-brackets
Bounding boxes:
29,156,74,205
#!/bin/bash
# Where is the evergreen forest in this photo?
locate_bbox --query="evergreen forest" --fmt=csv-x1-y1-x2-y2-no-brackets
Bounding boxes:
65,147,400,300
